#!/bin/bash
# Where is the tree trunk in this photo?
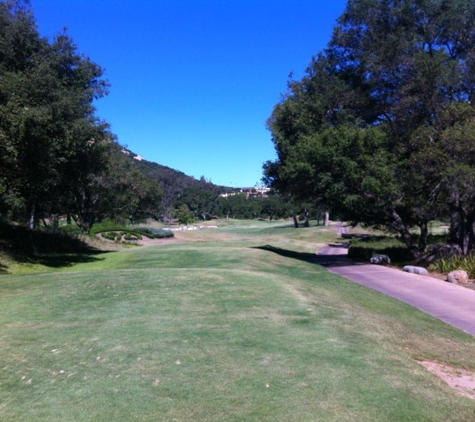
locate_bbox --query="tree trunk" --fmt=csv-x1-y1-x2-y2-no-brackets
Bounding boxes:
448,206,475,255
391,209,419,258
417,219,428,252
292,212,299,228
304,209,310,227
465,213,475,255
29,202,35,230
449,208,464,250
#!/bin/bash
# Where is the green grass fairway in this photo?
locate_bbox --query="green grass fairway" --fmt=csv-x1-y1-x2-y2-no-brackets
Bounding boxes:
1,221,475,421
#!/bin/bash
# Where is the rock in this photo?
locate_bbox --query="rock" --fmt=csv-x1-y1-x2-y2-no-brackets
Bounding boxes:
370,254,391,265
403,265,429,275
420,244,463,264
447,270,469,284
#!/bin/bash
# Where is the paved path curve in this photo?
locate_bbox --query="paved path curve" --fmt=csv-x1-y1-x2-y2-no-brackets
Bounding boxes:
316,244,475,336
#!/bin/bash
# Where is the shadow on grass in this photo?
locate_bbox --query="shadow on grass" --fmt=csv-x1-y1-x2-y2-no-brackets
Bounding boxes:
264,223,329,230
0,223,108,272
253,244,358,267
27,251,107,269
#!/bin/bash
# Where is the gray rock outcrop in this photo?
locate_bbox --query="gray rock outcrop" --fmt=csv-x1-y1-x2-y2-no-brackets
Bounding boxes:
403,265,429,275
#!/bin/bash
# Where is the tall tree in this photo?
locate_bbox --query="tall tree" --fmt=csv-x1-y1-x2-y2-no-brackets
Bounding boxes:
265,0,475,256
0,0,112,229
0,0,43,220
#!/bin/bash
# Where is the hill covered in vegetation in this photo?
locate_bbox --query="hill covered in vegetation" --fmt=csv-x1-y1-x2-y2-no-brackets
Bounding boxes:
121,148,232,210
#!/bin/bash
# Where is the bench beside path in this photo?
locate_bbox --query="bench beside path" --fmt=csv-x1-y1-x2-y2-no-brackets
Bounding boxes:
316,244,475,337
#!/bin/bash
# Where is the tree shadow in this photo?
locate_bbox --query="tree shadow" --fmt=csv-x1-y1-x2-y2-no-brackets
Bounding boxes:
253,245,318,263
265,222,328,230
27,251,107,269
253,243,360,268
0,223,109,273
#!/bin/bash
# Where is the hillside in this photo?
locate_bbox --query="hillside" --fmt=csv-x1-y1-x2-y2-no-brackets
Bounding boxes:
121,148,234,208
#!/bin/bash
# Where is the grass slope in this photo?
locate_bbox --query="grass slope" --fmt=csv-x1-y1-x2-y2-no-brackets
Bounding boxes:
1,221,475,421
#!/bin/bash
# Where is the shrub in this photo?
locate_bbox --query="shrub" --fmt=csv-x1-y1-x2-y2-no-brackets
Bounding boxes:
430,256,475,279
135,227,174,239
101,231,122,241
90,221,129,235
123,232,142,241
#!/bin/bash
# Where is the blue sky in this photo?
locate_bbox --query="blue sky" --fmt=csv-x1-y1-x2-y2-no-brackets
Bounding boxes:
33,0,348,187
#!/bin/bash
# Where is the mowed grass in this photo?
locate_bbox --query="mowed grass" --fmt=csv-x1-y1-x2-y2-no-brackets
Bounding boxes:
1,221,475,421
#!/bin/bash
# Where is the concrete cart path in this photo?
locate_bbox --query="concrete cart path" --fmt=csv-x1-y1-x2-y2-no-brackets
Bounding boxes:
317,244,475,336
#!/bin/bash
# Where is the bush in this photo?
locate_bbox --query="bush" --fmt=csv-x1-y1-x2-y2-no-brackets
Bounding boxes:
90,221,129,235
135,227,174,239
92,221,174,242
429,256,475,278
101,231,122,241
99,231,144,242
123,232,142,241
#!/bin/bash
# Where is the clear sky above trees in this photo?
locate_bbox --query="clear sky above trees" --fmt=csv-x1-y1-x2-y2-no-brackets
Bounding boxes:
32,0,348,187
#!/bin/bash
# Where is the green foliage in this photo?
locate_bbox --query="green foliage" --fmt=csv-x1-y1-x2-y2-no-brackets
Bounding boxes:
135,227,174,239
100,231,123,241
100,231,116,241
175,203,195,225
264,0,475,255
88,220,128,235
174,186,218,219
133,153,228,211
430,256,475,279
122,232,142,241
0,2,164,233
92,222,175,242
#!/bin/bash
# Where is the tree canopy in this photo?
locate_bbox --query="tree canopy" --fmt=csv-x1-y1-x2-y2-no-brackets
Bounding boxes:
264,0,475,256
0,0,163,231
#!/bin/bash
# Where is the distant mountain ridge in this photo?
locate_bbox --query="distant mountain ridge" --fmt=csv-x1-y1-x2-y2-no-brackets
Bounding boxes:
121,148,234,208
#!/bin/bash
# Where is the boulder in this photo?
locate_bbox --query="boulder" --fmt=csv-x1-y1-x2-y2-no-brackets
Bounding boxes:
370,254,391,265
419,244,462,264
403,265,429,275
447,270,469,284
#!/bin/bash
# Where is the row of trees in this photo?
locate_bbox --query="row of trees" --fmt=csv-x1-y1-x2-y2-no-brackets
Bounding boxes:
264,0,475,257
172,187,327,224
0,0,162,232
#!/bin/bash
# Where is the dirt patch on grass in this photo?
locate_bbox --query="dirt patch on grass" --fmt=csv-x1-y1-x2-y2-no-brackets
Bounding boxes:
419,360,475,400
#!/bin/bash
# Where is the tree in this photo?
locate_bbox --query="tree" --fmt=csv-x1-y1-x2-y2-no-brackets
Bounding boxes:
0,0,44,221
264,0,475,256
0,1,110,228
105,150,163,225
175,204,195,226
175,187,217,220
328,0,475,252
0,1,166,234
62,121,114,233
